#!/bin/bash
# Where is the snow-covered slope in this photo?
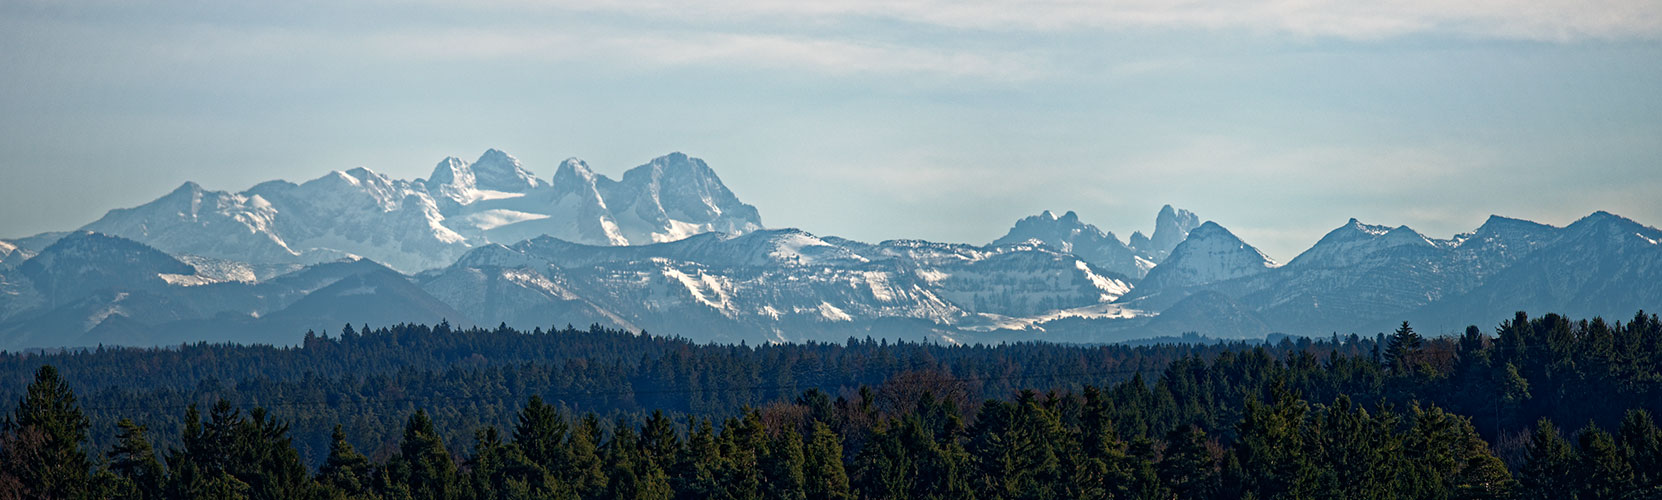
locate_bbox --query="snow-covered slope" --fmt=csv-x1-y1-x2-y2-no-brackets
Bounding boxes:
75,150,763,273
993,210,1154,279
423,229,1138,343
0,240,33,269
1124,221,1277,304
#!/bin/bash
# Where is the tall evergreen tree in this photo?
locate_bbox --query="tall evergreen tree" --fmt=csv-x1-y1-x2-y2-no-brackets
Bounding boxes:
1385,321,1425,375
0,365,91,499
317,425,374,498
1159,424,1218,500
1575,423,1633,499
801,422,850,500
761,426,807,500
106,419,165,500
514,396,569,475
1517,418,1576,500
1618,409,1662,492
399,410,459,500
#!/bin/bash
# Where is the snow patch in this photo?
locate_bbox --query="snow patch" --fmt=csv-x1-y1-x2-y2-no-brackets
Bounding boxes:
463,209,552,232
817,302,853,322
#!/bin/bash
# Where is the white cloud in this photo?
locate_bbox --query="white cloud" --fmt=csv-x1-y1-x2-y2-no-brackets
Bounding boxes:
366,28,1052,83
460,0,1662,41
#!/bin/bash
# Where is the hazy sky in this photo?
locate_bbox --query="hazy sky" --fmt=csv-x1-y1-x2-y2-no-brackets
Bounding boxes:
2,0,1660,261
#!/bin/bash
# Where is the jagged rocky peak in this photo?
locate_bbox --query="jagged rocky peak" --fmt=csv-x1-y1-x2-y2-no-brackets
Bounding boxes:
602,152,763,242
1128,231,1151,251
995,209,1112,249
619,153,741,217
992,209,1152,279
1133,204,1202,263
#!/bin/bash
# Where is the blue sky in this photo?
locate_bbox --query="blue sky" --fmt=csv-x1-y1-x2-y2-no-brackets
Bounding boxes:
2,0,1659,260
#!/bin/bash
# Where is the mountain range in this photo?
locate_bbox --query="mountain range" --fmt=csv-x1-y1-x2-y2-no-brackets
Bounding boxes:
2,150,1658,349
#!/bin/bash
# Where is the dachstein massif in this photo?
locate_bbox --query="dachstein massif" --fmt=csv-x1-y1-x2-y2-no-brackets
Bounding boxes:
1,150,1658,349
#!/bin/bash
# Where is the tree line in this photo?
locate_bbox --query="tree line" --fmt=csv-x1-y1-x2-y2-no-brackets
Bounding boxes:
2,310,1661,498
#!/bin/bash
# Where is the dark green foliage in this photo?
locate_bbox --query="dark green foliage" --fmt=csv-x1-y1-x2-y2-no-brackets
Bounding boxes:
1159,424,1218,500
397,410,459,500
2,311,1661,497
801,422,850,500
107,418,166,500
1518,419,1575,499
0,365,92,499
1385,321,1425,375
318,425,373,498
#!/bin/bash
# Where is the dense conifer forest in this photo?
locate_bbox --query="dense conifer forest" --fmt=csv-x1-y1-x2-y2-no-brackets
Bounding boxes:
3,310,1661,498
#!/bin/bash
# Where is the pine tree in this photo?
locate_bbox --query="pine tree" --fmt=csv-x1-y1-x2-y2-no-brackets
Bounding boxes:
802,422,850,500
514,396,570,475
1385,321,1424,375
400,410,459,500
1232,382,1314,499
604,423,672,500
672,418,722,500
638,410,681,473
317,425,374,498
0,365,92,499
107,419,166,500
565,415,606,499
1618,409,1662,492
1517,419,1576,500
1574,423,1633,499
762,426,807,500
1160,424,1218,500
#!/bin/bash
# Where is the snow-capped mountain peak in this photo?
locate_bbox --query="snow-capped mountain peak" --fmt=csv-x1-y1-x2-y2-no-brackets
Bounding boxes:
1285,218,1425,269
469,148,545,192
71,150,764,273
1127,221,1276,299
553,158,600,186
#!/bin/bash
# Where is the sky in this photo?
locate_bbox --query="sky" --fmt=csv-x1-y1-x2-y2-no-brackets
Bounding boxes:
1,0,1660,261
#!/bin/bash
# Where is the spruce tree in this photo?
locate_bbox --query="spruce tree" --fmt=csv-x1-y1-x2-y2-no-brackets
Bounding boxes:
107,418,165,500
1385,321,1424,375
0,365,91,499
1160,424,1218,500
1618,409,1662,492
1518,419,1576,500
762,426,807,500
802,422,850,500
400,410,459,500
317,425,374,498
1575,423,1633,499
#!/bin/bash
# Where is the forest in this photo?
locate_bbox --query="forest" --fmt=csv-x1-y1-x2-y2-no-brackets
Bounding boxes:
2,310,1661,499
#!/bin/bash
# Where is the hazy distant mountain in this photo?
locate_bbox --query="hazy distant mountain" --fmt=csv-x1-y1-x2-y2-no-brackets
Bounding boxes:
3,149,1659,348
0,232,460,347
1129,204,1202,263
73,150,762,273
1122,211,1661,336
422,228,1136,344
0,240,32,270
993,210,1155,279
1123,221,1277,306
1409,212,1662,329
